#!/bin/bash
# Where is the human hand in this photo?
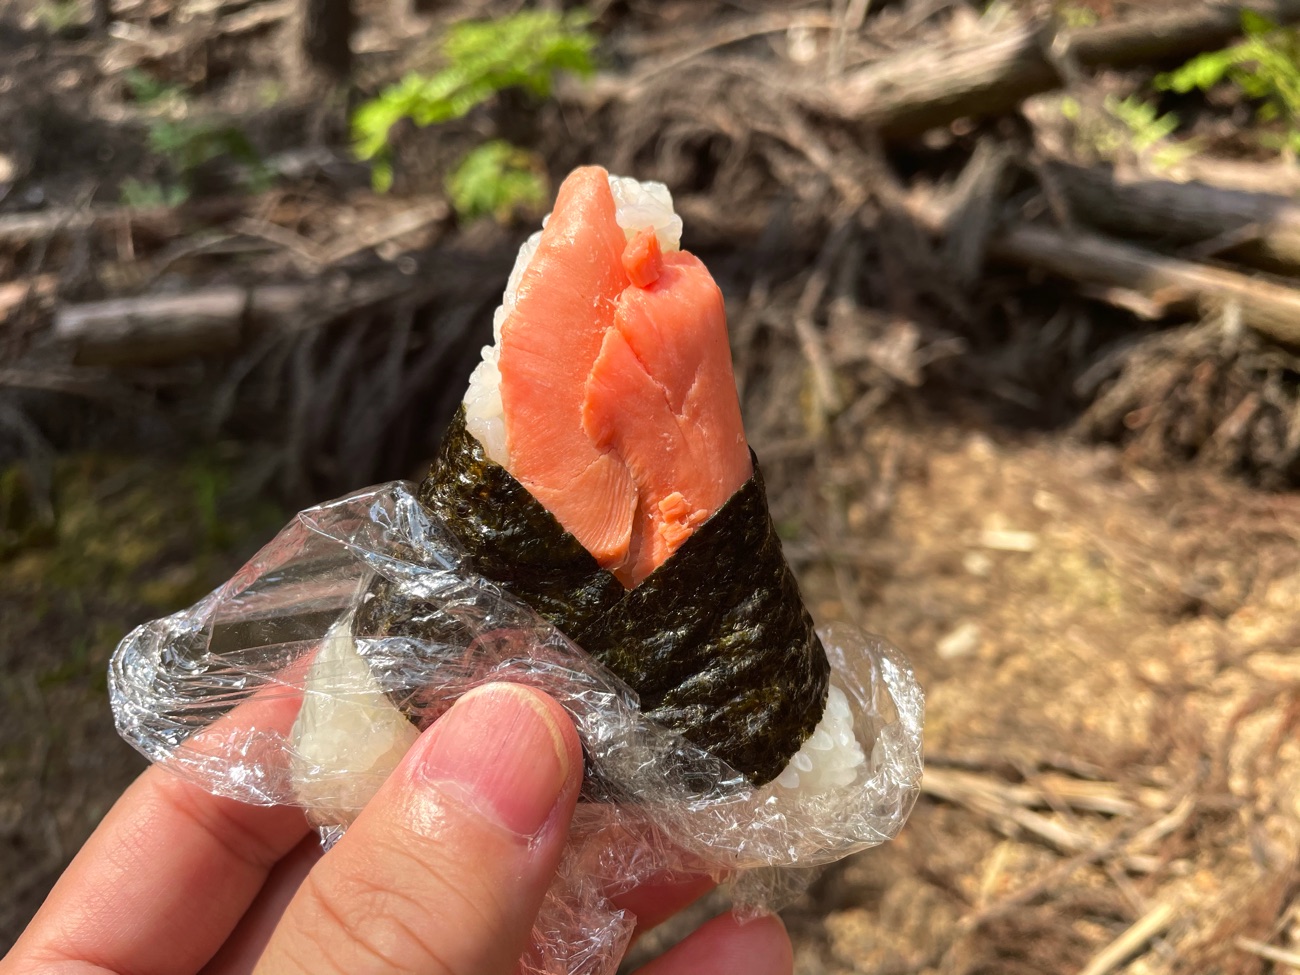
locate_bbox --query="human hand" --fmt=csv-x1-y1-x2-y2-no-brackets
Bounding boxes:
1,682,794,975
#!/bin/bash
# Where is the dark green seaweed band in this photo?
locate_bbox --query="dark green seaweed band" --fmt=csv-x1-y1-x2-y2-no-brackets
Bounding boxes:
356,408,831,787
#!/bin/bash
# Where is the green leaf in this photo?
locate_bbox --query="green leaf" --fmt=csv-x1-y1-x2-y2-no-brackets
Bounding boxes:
1104,94,1180,152
1156,49,1236,93
446,140,547,221
1240,9,1278,37
1154,21,1300,160
349,9,596,162
1056,4,1098,29
120,178,188,208
124,69,181,105
371,158,394,194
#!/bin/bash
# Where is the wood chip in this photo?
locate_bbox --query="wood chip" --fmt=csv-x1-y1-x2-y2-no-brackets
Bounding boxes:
977,529,1039,552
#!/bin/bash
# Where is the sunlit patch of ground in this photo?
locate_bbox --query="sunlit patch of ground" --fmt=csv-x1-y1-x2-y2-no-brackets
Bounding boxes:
779,423,1300,975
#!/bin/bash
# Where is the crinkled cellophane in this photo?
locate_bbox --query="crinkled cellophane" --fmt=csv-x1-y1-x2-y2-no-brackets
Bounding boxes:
109,481,924,975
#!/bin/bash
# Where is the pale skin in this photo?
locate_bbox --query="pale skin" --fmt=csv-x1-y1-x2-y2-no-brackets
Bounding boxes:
1,683,795,975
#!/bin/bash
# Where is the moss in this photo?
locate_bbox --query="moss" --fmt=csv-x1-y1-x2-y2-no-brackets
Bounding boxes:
1,448,287,707
0,463,55,556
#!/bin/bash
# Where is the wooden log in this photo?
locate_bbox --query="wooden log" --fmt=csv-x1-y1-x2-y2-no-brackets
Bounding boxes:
1161,156,1300,198
0,209,105,246
0,275,58,321
988,224,1300,347
809,1,1300,137
0,198,248,248
1047,161,1300,269
53,272,407,366
56,287,254,365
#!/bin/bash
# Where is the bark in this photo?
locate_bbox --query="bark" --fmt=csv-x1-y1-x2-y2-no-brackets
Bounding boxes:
0,199,249,247
808,1,1300,137
54,272,409,366
90,0,111,32
988,224,1300,348
1048,161,1300,270
1162,156,1300,197
56,288,257,365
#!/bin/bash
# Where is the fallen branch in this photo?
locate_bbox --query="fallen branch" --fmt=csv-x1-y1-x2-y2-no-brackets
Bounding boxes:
922,767,1169,819
988,224,1300,347
808,1,1300,137
1234,937,1300,969
0,198,248,248
53,271,411,366
56,287,258,365
626,10,836,90
317,200,448,265
1047,161,1300,270
921,768,1165,871
218,0,290,34
1164,156,1300,198
0,368,120,399
0,208,107,246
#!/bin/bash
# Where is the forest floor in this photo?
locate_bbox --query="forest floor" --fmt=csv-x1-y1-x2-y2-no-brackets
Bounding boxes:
3,0,1300,972
6,419,1300,975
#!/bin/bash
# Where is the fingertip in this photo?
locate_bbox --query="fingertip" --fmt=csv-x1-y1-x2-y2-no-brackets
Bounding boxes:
481,683,584,791
715,913,794,975
258,684,586,975
417,683,583,777
636,911,794,975
742,914,795,974
409,682,582,837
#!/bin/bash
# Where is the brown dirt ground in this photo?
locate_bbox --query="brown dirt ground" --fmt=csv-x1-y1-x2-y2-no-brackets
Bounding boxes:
6,419,1300,975
4,0,1300,969
780,423,1300,975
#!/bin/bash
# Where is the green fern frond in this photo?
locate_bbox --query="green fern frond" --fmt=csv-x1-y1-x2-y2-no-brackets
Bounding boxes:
1155,12,1300,148
351,10,596,163
446,141,547,221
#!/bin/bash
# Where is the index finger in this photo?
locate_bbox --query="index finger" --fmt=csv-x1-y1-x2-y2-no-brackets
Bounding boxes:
5,678,312,975
612,873,716,941
6,764,309,975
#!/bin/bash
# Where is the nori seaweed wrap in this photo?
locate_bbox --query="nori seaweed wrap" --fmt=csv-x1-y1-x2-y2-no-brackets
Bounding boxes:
356,409,830,786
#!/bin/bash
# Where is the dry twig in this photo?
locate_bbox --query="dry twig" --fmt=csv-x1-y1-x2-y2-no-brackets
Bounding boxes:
1235,936,1300,969
1077,900,1179,975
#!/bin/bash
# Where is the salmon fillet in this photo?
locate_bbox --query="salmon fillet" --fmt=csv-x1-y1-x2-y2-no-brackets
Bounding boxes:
498,167,639,566
498,168,752,586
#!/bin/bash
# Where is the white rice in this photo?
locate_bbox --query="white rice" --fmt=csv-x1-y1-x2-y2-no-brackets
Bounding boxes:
770,685,866,794
290,614,419,823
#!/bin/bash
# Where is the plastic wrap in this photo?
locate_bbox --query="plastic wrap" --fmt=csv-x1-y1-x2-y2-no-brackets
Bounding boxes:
110,481,924,975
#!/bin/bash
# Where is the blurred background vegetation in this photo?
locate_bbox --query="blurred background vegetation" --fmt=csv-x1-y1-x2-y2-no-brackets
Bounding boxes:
3,0,1300,971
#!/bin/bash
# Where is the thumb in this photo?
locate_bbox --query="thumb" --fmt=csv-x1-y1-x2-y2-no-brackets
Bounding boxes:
256,682,582,975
